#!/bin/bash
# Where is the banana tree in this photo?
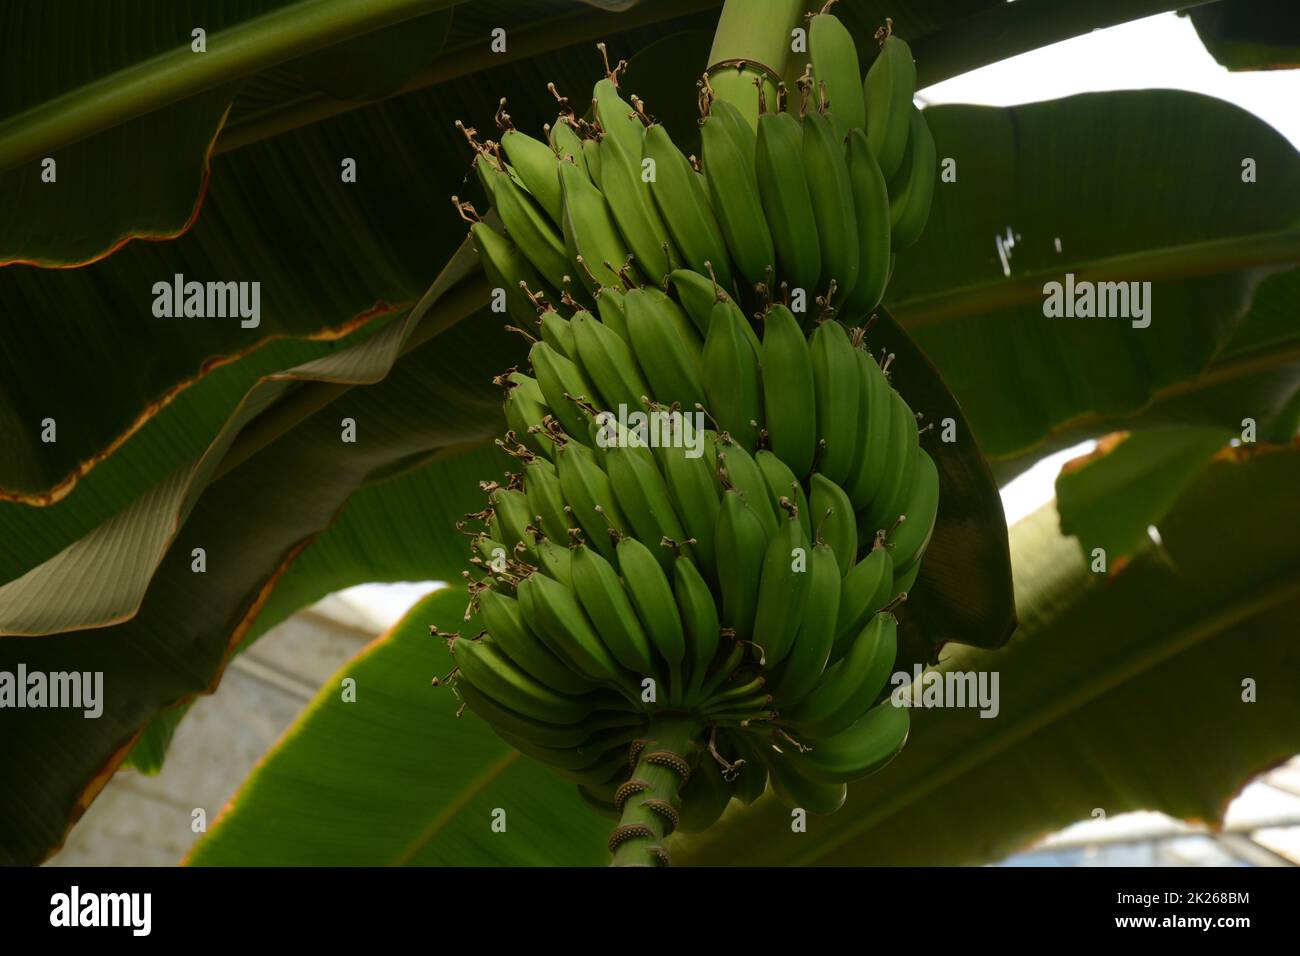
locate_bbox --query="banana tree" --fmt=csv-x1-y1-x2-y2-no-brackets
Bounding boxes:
1,0,1297,867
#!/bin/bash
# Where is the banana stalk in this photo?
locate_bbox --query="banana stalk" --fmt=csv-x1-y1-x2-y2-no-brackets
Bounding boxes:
609,716,701,866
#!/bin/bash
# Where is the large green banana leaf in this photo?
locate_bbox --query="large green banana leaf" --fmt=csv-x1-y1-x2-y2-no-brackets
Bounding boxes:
189,440,1300,865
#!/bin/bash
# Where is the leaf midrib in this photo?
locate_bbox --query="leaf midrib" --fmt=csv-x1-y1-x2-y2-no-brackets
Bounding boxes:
392,749,519,866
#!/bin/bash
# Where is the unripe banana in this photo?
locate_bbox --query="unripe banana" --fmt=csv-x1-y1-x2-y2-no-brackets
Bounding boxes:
523,455,571,546
809,318,861,484
457,680,631,751
754,450,810,541
500,128,564,224
489,486,536,556
598,127,676,282
470,222,548,325
802,109,860,301
703,298,764,452
751,510,812,667
451,634,594,725
773,539,840,706
659,430,722,582
842,128,892,317
538,308,577,360
644,125,734,292
571,310,648,413
581,137,603,187
764,750,847,814
492,167,571,295
592,74,643,158
558,156,632,294
701,107,775,290
533,536,574,586
809,9,866,140
569,544,658,678
808,472,857,578
861,391,920,535
669,267,738,339
594,286,631,341
755,110,821,293
888,105,937,250
863,28,916,181
604,440,689,571
497,724,639,775
722,729,771,804
760,304,817,478
673,554,720,704
842,346,893,509
478,588,595,696
793,701,909,784
789,611,897,739
504,374,555,460
515,572,627,689
623,287,707,413
615,534,686,701
889,447,939,573
555,438,627,560
549,116,587,169
529,340,597,441
832,538,893,660
714,488,768,641
716,436,778,539
892,556,922,599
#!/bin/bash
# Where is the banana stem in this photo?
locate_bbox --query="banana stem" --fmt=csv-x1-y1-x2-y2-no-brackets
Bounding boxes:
706,0,806,127
609,715,701,866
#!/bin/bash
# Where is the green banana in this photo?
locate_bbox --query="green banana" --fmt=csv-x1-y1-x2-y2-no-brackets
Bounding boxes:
515,572,626,689
714,488,768,641
604,441,689,570
832,538,893,659
888,105,937,250
622,287,707,413
700,106,775,290
644,126,734,292
723,730,771,805
489,486,536,556
529,340,597,441
500,127,564,224
802,108,860,301
809,8,866,140
548,116,586,166
477,588,595,696
470,222,547,325
892,559,922,598
751,510,812,667
789,611,897,739
676,762,735,833
659,429,722,582
889,447,939,572
755,449,811,540
863,26,916,181
451,634,594,724
842,128,892,317
558,156,631,293
760,304,817,478
615,534,686,701
809,318,861,484
861,390,920,534
569,544,658,678
673,554,720,704
537,308,576,360
670,267,740,339
774,539,840,705
808,472,857,577
592,72,643,158
582,137,603,187
505,374,555,460
599,125,675,282
532,537,574,587
457,681,631,751
716,436,778,539
765,750,847,813
842,346,893,509
794,701,909,783
571,310,648,413
703,297,764,452
755,110,821,293
555,438,627,560
594,286,631,340
523,455,571,546
492,167,570,293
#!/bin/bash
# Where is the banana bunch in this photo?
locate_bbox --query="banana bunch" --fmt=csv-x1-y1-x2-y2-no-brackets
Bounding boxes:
440,9,939,865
